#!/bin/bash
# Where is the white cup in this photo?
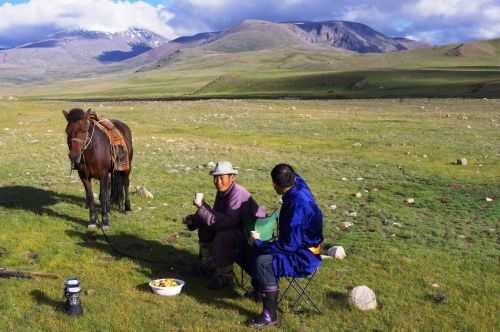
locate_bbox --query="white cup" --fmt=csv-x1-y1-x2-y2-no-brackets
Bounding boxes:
194,192,204,206
250,230,260,239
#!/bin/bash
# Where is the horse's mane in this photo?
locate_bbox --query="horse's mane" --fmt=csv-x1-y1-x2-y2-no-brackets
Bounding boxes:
67,108,86,122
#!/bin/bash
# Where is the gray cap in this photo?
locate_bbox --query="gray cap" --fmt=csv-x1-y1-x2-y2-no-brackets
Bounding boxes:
209,161,238,176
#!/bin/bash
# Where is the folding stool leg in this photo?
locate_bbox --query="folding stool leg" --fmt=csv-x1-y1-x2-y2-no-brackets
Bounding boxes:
279,271,321,313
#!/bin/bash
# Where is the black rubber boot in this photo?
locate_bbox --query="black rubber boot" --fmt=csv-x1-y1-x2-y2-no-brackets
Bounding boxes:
245,290,279,329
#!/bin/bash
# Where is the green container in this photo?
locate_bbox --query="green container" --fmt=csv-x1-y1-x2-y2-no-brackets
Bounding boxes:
243,209,279,241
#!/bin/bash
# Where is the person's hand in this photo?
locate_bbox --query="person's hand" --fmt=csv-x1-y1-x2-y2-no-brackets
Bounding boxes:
249,230,260,246
193,192,204,208
183,215,193,225
251,230,261,240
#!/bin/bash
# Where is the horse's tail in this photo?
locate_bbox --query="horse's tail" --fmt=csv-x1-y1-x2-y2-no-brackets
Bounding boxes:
110,171,127,211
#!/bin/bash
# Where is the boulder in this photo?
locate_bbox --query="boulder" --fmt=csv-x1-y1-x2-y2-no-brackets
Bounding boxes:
349,285,377,311
327,246,346,260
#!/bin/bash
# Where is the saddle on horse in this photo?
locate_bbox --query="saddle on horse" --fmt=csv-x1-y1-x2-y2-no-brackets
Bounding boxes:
89,111,130,172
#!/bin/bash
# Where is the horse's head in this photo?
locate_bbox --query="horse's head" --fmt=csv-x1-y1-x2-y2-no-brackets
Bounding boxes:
62,108,92,165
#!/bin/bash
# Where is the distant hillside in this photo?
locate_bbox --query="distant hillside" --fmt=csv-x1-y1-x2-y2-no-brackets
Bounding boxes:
0,28,167,83
202,20,319,53
171,32,223,46
289,21,428,53
170,19,427,54
445,39,500,57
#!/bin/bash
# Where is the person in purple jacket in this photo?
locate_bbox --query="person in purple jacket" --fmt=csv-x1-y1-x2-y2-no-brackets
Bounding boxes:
183,161,266,289
246,163,323,328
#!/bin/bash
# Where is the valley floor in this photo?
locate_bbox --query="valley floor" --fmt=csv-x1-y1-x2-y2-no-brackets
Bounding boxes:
0,99,498,331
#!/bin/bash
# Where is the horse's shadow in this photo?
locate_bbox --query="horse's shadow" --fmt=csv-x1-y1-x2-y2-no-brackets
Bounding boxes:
65,229,256,317
0,185,255,316
0,185,88,226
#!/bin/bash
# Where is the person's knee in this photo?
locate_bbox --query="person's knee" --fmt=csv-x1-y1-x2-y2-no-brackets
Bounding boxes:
256,255,272,270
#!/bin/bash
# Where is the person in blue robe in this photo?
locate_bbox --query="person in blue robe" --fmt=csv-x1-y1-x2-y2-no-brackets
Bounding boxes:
246,163,323,328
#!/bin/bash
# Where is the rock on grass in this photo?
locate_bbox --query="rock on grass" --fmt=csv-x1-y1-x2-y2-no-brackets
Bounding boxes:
349,286,377,311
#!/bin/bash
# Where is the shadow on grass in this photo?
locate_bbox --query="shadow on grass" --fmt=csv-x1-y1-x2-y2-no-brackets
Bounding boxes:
0,185,87,226
31,290,65,313
325,290,350,311
65,229,255,317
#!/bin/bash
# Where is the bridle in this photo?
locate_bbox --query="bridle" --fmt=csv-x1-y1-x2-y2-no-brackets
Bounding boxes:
69,120,96,170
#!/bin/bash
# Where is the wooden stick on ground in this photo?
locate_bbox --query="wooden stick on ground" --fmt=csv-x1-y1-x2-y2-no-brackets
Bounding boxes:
0,267,60,279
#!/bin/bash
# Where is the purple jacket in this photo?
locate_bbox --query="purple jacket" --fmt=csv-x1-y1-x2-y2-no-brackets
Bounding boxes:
195,183,266,231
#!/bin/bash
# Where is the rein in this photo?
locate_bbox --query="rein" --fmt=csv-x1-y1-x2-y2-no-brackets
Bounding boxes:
70,120,96,172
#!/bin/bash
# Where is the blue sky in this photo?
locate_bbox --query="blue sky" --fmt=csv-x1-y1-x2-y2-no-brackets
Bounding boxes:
1,0,500,48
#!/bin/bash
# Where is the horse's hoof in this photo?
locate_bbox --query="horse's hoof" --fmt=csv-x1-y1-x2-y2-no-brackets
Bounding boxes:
88,223,97,229
101,225,110,231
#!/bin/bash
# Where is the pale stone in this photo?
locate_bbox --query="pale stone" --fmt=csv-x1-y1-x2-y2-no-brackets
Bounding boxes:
405,198,415,204
349,285,377,311
329,204,337,211
485,196,494,202
456,158,468,166
340,222,353,230
346,211,357,217
327,246,346,260
353,192,362,198
135,186,154,199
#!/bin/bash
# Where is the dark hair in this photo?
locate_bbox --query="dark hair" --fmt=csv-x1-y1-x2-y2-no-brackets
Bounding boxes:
271,163,296,188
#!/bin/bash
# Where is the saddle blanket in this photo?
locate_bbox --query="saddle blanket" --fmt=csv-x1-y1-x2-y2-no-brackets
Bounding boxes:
94,119,130,171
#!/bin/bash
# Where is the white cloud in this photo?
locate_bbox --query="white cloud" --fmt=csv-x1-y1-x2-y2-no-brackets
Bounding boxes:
401,0,500,43
405,0,489,18
187,0,227,8
341,4,390,26
0,0,177,38
2,0,500,47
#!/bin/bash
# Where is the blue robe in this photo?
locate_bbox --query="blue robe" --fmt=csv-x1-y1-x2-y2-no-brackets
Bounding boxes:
255,174,323,278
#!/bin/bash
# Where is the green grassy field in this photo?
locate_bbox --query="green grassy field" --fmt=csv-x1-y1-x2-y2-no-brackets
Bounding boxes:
2,39,500,100
0,98,498,331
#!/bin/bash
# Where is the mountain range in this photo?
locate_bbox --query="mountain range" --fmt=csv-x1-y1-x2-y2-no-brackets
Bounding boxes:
0,19,430,84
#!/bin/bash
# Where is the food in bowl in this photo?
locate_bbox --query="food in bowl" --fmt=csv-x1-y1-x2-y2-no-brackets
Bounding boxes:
152,278,178,288
149,278,185,296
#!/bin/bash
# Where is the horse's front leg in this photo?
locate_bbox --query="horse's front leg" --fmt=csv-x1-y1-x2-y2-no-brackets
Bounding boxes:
81,177,97,228
100,173,110,229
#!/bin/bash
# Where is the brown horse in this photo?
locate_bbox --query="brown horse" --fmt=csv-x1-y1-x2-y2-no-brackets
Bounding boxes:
63,108,133,229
